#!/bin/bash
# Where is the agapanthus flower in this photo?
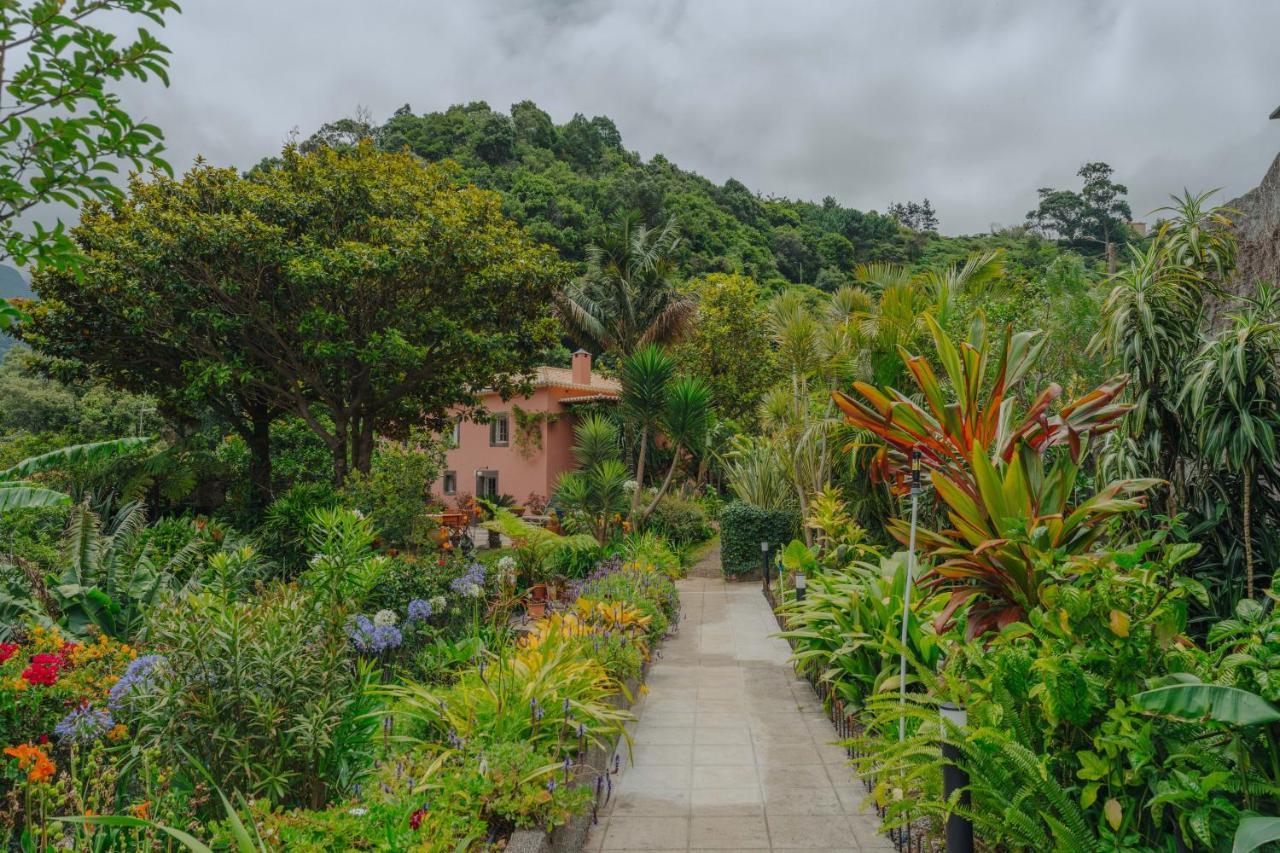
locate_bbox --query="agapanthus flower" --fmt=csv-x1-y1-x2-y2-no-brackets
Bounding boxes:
406,599,432,623
347,615,402,653
55,703,114,744
450,563,486,598
108,654,164,710
373,609,398,628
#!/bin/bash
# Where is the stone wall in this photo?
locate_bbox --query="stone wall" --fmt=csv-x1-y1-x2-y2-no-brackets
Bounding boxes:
1227,151,1280,296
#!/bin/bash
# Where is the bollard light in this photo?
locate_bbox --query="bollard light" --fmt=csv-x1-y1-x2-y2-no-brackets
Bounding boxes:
939,702,973,853
760,541,770,593
794,570,806,602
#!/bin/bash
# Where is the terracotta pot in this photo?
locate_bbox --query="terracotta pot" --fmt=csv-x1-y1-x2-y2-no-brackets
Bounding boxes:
529,583,548,602
526,600,547,619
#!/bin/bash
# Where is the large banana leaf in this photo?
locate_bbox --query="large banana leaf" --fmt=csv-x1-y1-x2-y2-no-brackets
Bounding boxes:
0,436,154,478
1134,683,1280,727
0,483,70,511
1234,817,1280,853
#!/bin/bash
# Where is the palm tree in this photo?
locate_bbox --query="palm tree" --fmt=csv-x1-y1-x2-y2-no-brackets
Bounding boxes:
620,344,675,517
554,414,629,542
1183,284,1280,598
638,375,711,522
557,212,694,356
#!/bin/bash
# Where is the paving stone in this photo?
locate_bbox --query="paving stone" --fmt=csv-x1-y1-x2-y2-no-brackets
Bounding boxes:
601,816,689,850
689,815,771,849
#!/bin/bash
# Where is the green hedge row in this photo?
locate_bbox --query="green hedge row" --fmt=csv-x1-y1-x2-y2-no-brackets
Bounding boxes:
719,501,799,577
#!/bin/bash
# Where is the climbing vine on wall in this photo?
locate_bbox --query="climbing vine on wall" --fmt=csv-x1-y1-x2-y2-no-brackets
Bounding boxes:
512,405,560,459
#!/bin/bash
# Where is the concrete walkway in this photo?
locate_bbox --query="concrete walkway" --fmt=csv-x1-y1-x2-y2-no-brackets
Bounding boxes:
584,571,891,852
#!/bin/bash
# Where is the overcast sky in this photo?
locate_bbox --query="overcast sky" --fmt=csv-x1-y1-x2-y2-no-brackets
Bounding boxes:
114,0,1280,235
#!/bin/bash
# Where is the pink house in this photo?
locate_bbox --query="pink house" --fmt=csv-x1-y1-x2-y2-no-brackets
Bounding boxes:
435,351,620,506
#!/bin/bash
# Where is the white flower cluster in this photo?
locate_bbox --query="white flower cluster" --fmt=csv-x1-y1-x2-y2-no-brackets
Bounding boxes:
373,609,398,627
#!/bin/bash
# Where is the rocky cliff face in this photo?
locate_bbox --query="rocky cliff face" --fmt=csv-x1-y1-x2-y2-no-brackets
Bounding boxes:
1228,151,1280,295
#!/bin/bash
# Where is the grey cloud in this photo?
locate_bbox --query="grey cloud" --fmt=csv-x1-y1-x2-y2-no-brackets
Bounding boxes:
114,0,1280,234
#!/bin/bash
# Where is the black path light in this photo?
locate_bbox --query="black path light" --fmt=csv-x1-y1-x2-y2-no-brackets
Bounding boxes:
761,540,771,594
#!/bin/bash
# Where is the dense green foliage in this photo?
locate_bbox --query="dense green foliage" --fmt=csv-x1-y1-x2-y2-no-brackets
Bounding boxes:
719,501,799,576
0,0,176,270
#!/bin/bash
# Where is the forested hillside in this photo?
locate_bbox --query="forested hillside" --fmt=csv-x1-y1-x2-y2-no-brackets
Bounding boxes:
299,101,1100,292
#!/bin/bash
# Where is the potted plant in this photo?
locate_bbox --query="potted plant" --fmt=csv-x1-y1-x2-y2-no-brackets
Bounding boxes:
526,579,549,618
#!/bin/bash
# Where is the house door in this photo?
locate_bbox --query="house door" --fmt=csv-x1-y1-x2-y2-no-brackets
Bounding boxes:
476,470,499,499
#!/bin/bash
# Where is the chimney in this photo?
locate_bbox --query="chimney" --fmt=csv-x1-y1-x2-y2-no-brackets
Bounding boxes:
571,349,592,385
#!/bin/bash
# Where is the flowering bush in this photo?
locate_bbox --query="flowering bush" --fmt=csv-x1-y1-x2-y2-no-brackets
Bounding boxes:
578,561,679,641
1,625,137,754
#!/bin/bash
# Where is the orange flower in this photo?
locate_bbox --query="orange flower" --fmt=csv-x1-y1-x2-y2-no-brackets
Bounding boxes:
5,743,55,783
107,724,128,742
129,801,150,819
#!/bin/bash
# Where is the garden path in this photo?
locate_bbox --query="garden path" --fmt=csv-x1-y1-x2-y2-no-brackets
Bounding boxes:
584,559,891,852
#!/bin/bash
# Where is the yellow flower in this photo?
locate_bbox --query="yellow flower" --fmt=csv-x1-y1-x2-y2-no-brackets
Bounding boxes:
108,724,128,742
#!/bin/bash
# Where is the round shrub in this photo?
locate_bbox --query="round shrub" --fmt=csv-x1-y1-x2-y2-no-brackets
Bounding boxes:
645,494,712,548
719,501,799,577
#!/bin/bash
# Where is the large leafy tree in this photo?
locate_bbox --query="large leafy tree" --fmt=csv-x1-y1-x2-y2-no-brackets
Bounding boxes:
28,144,566,485
557,212,694,357
0,0,177,270
672,273,776,425
1027,162,1132,270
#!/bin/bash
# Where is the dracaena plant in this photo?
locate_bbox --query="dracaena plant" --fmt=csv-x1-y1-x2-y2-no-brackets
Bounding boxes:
833,312,1157,638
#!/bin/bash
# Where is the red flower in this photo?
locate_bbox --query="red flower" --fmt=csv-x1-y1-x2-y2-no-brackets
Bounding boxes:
409,807,427,830
31,652,65,667
0,643,17,664
37,734,49,745
21,662,59,686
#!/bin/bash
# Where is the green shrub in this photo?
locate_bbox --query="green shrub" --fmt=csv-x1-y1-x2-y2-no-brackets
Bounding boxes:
249,739,591,850
719,501,798,576
645,493,712,547
619,530,681,578
127,584,379,811
339,429,443,550
257,481,340,575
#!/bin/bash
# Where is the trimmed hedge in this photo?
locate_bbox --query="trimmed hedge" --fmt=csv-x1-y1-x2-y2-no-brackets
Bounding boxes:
719,501,799,577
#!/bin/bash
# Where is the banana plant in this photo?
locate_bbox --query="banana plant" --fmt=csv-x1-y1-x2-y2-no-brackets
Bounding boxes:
52,499,206,639
833,313,1157,638
1135,680,1280,853
0,437,154,513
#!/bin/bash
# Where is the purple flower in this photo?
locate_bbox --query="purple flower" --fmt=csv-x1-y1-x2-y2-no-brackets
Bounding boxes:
407,599,432,623
347,614,403,653
55,703,113,743
107,654,164,710
450,562,487,597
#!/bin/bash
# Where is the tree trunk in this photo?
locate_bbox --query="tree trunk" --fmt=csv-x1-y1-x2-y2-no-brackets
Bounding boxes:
1244,475,1254,599
640,443,683,523
331,415,349,487
630,425,649,518
246,404,274,512
352,416,376,475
